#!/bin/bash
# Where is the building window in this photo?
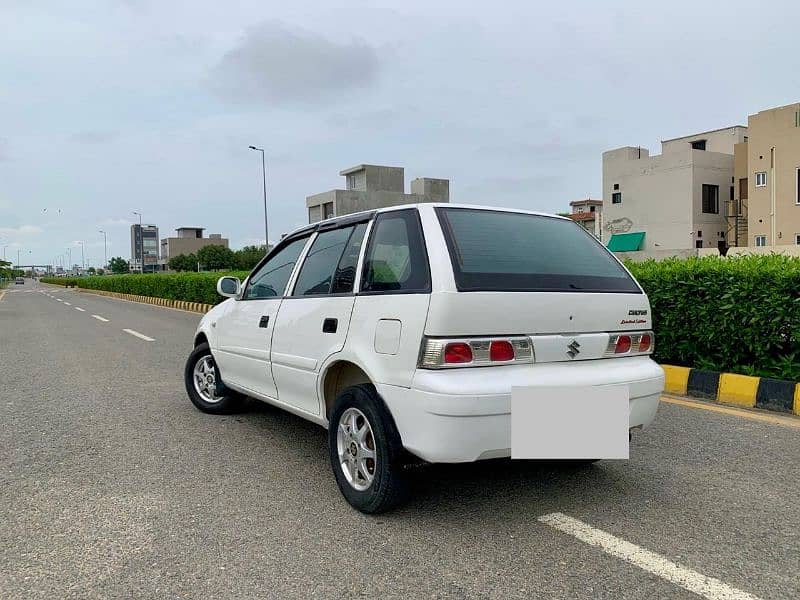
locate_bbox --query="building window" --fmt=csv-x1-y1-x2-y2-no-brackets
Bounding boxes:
612,192,622,204
590,205,596,212
755,172,767,187
701,184,719,214
695,240,703,249
796,168,800,204
323,202,334,219
697,230,702,238
729,186,734,201
613,183,619,190
755,235,767,247
691,140,707,150
795,234,800,245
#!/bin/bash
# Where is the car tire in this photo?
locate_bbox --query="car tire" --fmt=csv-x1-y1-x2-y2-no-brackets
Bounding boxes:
184,342,243,414
328,384,407,514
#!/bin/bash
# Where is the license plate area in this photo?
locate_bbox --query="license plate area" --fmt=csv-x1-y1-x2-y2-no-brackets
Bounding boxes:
511,385,629,459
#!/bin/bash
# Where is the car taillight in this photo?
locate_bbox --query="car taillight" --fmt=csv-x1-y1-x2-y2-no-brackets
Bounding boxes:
605,331,654,357
638,333,652,353
489,340,515,362
615,335,632,354
419,337,533,369
444,342,473,364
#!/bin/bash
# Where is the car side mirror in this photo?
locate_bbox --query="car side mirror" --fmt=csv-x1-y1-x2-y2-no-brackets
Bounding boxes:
217,276,241,298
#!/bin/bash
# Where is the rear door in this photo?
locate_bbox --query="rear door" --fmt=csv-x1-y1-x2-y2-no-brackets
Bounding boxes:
214,235,310,399
270,220,369,415
427,207,650,362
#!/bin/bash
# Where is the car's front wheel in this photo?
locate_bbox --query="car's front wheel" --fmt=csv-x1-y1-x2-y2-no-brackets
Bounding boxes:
328,384,407,514
184,342,243,414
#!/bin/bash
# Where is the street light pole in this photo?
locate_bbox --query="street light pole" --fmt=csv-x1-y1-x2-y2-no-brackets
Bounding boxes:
133,211,143,273
248,145,269,248
98,230,107,270
78,241,85,271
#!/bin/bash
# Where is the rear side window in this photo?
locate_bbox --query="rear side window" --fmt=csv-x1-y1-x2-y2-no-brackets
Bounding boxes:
436,208,640,293
361,209,430,294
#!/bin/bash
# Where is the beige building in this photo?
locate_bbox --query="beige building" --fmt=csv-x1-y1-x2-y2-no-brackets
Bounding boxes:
160,227,229,266
734,102,800,248
602,126,748,254
567,198,603,239
306,164,449,223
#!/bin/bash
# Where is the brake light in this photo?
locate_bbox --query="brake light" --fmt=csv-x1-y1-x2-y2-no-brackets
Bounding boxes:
615,335,632,354
444,342,473,364
419,337,533,369
604,331,654,357
638,333,651,353
489,340,515,362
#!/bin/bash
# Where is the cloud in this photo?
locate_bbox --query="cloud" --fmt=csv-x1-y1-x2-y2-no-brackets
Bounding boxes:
0,225,43,236
209,21,379,106
0,138,9,161
70,130,119,144
101,217,134,226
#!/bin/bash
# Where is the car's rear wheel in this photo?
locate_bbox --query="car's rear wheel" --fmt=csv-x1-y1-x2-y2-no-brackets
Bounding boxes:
328,384,406,514
184,342,243,414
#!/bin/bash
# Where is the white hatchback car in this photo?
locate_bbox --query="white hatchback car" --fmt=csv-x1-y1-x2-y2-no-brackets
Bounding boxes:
185,204,664,512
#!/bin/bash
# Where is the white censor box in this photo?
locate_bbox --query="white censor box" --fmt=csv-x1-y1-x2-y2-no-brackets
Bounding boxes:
511,385,629,459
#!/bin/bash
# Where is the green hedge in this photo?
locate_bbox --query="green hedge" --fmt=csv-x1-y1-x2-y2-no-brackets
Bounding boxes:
40,272,249,305
627,255,800,381
41,255,800,380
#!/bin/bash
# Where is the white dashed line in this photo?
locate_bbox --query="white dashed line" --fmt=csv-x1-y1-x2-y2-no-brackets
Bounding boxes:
122,328,155,342
91,315,109,322
56,299,62,302
74,307,85,312
537,513,760,600
63,302,71,306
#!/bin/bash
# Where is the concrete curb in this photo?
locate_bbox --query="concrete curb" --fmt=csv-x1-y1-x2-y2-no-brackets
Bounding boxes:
47,285,216,314
662,364,800,416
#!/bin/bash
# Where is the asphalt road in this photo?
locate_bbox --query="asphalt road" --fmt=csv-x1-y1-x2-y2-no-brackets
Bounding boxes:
1,280,798,599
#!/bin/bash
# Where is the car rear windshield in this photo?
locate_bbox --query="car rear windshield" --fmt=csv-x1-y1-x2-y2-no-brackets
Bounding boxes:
435,207,641,293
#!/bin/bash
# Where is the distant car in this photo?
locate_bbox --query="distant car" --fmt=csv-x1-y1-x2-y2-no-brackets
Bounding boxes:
185,204,664,513
15,277,24,285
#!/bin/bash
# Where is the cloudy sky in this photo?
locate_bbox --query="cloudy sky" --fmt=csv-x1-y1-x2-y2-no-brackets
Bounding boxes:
2,0,799,267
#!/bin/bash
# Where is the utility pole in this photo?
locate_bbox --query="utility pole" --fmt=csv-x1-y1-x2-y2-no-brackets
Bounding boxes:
248,145,269,248
98,230,107,270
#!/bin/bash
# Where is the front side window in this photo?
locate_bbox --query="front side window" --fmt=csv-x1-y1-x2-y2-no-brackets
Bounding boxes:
755,172,767,187
702,184,719,214
292,227,353,296
755,235,767,247
244,236,309,299
436,208,640,293
361,210,430,294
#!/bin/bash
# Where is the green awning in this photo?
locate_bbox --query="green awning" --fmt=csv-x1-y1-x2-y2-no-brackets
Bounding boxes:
606,232,645,252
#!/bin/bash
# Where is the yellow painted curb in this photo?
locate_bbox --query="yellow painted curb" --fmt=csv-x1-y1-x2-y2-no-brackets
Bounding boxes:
794,384,800,416
717,373,759,408
662,365,690,396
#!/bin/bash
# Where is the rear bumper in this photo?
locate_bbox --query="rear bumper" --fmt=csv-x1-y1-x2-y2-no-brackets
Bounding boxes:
378,356,664,463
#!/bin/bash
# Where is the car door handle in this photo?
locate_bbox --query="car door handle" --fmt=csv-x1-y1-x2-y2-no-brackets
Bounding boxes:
259,315,269,328
322,318,338,333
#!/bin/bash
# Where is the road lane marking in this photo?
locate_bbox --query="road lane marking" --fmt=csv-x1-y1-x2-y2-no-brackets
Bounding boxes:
56,298,62,302
91,315,109,322
63,301,71,306
661,395,800,429
74,307,85,312
537,513,761,600
123,328,155,342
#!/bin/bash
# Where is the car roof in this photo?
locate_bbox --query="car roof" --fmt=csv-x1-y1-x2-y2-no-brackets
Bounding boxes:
283,203,568,240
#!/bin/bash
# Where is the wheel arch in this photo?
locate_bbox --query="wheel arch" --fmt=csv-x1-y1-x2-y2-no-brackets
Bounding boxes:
319,359,375,424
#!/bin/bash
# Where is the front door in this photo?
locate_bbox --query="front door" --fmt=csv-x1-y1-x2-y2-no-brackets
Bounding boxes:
271,222,368,415
214,235,310,399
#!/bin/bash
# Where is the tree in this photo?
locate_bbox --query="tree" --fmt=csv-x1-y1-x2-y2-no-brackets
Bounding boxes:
169,253,198,272
109,256,129,274
197,245,236,271
87,267,96,275
234,245,268,270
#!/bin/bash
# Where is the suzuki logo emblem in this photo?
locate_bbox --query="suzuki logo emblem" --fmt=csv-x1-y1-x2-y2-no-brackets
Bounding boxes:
566,340,581,358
